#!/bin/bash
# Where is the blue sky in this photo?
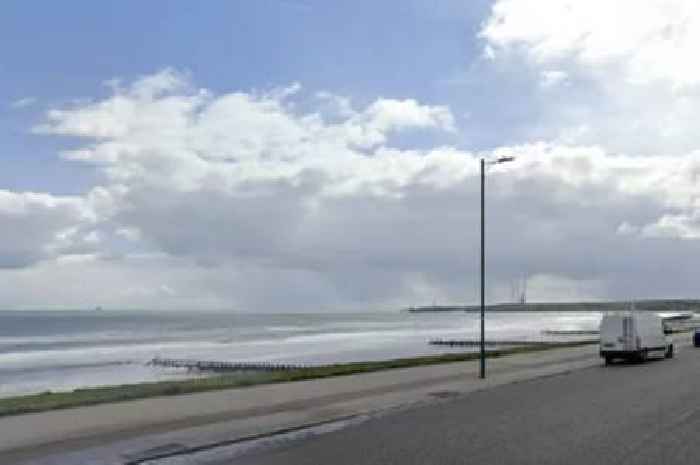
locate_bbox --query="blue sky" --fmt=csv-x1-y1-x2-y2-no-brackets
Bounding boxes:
1,1,506,194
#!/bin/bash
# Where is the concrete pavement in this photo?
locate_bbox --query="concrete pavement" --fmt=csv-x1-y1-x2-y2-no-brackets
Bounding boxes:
0,342,611,464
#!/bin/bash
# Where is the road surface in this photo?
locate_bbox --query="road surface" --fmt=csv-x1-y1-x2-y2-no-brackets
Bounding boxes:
235,347,700,465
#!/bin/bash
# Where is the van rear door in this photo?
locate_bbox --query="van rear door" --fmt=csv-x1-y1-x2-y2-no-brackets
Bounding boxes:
622,316,635,351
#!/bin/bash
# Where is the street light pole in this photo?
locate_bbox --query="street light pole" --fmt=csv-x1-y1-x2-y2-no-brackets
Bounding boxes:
480,158,486,379
479,155,514,380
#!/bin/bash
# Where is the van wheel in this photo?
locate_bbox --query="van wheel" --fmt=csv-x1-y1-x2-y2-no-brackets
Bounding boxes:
604,356,613,366
665,345,674,359
638,350,648,363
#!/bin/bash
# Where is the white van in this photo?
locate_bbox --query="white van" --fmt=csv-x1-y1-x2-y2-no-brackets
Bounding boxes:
599,312,674,365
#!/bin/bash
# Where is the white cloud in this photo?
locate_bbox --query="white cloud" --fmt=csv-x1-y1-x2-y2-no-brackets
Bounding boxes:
616,222,639,236
36,70,457,194
0,190,94,268
641,212,700,239
481,0,700,156
82,230,102,244
539,70,568,88
482,0,700,88
115,227,142,241
8,68,700,309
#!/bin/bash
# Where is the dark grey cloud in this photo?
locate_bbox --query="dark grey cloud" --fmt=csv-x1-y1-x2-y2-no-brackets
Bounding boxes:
5,65,700,311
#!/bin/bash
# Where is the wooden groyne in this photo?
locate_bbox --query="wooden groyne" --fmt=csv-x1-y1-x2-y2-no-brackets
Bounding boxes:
148,357,319,373
429,339,599,347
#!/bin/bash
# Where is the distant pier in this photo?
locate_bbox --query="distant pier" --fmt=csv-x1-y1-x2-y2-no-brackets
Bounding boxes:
404,299,700,313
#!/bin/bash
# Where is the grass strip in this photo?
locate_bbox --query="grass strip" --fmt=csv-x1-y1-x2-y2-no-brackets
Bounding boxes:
0,340,597,418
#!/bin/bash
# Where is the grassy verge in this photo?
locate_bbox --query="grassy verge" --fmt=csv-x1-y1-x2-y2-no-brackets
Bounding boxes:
0,340,597,418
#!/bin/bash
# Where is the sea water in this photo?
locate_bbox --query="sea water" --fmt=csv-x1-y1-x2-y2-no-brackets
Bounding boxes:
0,310,601,398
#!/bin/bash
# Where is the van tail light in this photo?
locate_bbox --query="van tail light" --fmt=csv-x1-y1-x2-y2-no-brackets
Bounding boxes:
636,336,641,349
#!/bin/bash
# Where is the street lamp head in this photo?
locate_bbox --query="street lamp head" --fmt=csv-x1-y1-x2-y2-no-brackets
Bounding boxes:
484,156,516,166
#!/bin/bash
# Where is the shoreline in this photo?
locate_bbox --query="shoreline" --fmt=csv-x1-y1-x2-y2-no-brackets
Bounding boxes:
0,340,597,418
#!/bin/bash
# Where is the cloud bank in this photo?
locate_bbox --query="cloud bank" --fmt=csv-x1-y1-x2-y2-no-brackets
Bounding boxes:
4,2,700,310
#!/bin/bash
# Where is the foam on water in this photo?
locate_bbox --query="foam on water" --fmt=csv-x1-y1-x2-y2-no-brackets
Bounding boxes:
0,310,601,398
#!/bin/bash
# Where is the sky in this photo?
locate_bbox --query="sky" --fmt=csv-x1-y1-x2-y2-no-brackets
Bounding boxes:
3,0,700,311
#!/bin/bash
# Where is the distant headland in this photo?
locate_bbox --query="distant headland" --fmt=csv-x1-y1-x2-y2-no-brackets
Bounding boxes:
403,299,700,313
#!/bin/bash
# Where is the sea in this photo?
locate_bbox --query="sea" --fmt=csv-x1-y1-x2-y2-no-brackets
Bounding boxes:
0,310,602,399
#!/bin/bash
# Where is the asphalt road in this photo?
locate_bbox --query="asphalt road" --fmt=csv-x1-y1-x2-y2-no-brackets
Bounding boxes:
235,346,700,465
